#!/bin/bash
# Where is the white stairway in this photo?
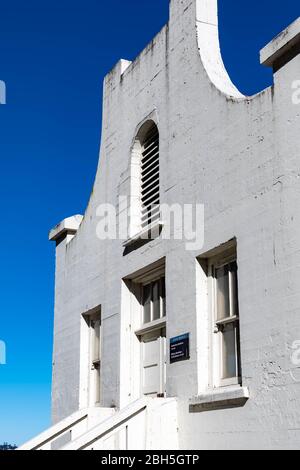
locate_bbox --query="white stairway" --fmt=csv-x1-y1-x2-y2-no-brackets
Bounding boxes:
18,397,178,451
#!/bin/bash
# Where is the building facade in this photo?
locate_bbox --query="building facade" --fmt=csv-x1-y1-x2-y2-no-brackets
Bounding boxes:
21,0,300,450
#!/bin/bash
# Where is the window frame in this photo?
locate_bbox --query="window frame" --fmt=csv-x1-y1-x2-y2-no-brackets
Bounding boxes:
88,312,102,406
140,124,160,231
209,251,242,389
141,276,166,327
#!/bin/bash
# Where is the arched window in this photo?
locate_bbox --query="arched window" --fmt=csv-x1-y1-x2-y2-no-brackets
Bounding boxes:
129,120,160,239
140,122,160,230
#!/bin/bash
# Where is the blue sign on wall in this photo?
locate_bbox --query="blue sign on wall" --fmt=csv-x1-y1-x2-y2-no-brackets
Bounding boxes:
170,333,190,364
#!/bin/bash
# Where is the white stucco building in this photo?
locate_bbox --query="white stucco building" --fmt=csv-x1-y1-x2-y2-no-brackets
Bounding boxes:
20,0,300,450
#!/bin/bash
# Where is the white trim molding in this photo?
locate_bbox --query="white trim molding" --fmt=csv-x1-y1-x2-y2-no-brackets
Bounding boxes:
123,221,164,248
189,386,249,413
260,17,300,68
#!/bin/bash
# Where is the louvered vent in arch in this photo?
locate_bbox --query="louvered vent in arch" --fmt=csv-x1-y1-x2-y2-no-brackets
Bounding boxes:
140,124,160,230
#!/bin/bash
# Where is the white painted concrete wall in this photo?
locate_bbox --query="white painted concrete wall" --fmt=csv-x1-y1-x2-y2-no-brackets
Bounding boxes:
50,0,300,449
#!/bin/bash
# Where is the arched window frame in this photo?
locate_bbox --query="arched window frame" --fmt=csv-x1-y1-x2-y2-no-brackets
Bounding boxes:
129,120,160,239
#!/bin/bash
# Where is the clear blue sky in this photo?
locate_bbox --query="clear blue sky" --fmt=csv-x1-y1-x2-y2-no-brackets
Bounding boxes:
0,0,299,446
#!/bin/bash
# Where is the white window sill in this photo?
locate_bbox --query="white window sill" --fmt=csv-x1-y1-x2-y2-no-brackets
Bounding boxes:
135,317,166,337
123,221,164,248
189,386,249,413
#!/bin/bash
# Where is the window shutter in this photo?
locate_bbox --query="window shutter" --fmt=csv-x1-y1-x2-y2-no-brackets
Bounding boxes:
141,125,160,229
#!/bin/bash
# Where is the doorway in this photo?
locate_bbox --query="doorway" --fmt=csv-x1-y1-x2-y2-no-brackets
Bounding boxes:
140,327,166,397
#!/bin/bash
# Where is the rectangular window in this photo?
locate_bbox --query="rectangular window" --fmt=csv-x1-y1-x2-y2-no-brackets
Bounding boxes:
91,317,101,363
142,277,166,325
90,313,101,405
212,255,241,387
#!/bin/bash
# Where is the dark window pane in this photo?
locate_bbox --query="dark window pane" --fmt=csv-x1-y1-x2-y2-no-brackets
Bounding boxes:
92,319,101,362
229,262,239,317
152,281,160,321
216,265,230,320
221,323,237,379
161,277,166,317
143,284,151,324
